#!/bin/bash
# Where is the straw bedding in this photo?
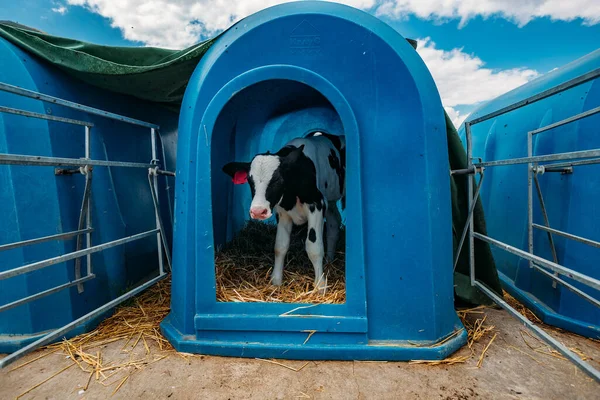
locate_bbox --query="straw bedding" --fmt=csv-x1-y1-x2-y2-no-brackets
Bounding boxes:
215,221,346,304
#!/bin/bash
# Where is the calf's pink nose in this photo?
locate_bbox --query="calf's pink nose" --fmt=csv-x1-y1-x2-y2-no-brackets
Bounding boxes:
250,207,269,219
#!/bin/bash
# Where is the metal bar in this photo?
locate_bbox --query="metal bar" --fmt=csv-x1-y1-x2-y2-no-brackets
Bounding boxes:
542,166,573,174
0,82,159,129
0,275,95,313
465,122,476,285
527,132,534,271
85,126,92,278
531,105,600,136
0,273,166,369
150,128,165,275
469,68,600,126
156,169,176,177
453,171,485,272
533,173,559,288
0,106,93,127
473,232,600,291
0,229,159,281
74,170,92,287
85,125,91,163
0,153,153,168
541,157,600,170
54,167,81,176
473,280,600,382
74,149,93,293
450,168,475,176
531,263,600,309
533,172,559,287
159,131,175,230
476,149,600,168
533,223,600,249
0,228,93,252
148,173,172,272
450,167,476,176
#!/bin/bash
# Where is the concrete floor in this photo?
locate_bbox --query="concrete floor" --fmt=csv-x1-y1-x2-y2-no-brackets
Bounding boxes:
1,308,598,400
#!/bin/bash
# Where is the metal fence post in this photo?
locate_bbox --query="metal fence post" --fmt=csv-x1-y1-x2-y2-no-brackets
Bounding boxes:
465,122,475,286
151,128,165,275
527,130,534,271
85,126,92,278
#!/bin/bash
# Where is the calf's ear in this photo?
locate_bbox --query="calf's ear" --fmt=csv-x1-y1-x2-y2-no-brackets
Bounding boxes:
222,162,250,184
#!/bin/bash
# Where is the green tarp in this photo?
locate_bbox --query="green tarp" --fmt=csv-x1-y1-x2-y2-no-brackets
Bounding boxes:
0,21,220,106
0,21,502,305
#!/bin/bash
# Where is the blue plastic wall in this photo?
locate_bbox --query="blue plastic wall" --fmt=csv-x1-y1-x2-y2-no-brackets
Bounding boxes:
459,50,600,338
161,2,466,360
0,39,178,352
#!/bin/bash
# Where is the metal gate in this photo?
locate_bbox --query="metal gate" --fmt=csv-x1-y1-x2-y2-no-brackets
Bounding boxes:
453,68,600,381
0,82,173,368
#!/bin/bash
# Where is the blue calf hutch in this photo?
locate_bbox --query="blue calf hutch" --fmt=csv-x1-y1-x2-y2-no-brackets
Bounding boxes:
161,2,466,360
0,38,177,352
459,50,600,339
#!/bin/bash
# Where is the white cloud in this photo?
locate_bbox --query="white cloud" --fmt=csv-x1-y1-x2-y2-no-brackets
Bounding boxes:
66,0,600,49
415,37,539,123
375,0,600,27
64,0,548,130
52,5,68,15
65,0,375,48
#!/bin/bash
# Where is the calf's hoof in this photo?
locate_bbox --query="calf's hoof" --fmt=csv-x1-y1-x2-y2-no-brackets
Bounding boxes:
314,279,327,295
271,275,283,286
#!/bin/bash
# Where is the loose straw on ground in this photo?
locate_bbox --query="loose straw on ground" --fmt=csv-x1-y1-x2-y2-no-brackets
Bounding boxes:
9,348,60,372
503,291,543,324
411,306,497,366
112,375,130,396
477,333,498,367
409,355,471,366
16,362,76,400
13,277,177,397
256,358,310,372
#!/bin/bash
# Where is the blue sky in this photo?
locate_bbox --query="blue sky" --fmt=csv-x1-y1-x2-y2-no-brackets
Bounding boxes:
2,0,599,126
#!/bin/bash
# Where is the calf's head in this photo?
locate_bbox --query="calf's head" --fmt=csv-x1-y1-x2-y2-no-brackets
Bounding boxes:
222,145,306,221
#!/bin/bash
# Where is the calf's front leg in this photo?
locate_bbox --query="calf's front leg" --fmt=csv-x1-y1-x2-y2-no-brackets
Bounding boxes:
305,203,326,294
272,211,292,286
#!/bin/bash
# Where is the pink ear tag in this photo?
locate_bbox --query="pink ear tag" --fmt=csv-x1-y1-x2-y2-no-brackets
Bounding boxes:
232,170,248,184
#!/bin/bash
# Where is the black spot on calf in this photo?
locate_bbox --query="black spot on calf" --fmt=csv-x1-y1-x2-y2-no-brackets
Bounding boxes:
309,204,315,213
308,228,316,243
328,149,340,171
319,132,342,153
328,149,344,196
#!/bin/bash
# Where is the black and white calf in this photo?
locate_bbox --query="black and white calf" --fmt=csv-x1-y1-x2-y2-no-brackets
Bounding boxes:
222,132,345,294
